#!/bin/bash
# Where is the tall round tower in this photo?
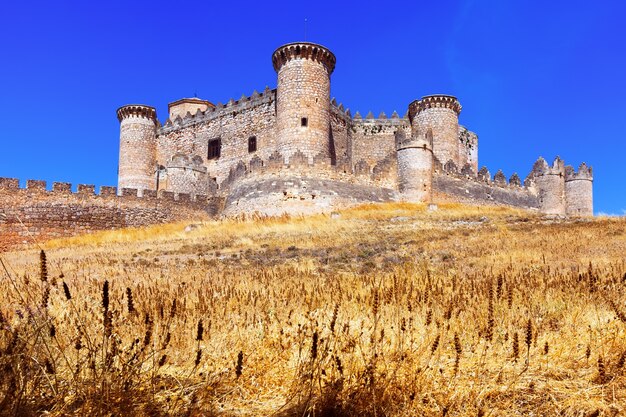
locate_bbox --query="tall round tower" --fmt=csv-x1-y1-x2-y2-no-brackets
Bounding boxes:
396,116,433,202
117,105,158,191
272,42,336,164
565,163,593,216
531,157,566,215
408,95,462,167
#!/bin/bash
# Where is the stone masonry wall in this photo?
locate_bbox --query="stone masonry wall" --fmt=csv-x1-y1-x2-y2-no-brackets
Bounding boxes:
433,172,540,209
275,57,332,164
223,172,397,217
157,89,277,186
0,178,222,252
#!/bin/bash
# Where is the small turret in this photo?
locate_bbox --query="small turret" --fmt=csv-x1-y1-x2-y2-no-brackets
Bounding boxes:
530,156,566,215
565,163,593,216
408,95,462,168
117,105,158,192
273,42,336,164
396,115,433,202
168,98,214,120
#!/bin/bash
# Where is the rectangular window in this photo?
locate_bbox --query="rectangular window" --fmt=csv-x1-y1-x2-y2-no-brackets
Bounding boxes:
208,138,221,160
248,136,257,153
301,117,308,127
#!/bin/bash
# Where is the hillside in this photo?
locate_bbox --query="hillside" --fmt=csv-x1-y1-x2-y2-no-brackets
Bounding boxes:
1,203,625,416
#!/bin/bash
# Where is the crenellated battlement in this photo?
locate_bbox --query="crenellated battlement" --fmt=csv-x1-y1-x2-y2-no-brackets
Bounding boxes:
530,156,565,177
272,42,336,74
408,95,462,121
117,104,157,122
438,162,533,193
0,177,213,205
565,163,593,181
159,87,275,133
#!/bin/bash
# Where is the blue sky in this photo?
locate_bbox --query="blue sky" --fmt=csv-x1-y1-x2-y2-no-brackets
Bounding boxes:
0,1,624,214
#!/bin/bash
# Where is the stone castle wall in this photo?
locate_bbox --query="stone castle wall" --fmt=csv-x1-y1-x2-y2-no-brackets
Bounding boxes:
0,178,222,251
157,89,277,187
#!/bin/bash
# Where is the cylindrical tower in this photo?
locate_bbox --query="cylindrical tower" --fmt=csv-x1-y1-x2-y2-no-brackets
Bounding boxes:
395,118,433,202
408,95,462,167
117,105,158,191
530,157,566,215
272,42,336,164
565,163,593,216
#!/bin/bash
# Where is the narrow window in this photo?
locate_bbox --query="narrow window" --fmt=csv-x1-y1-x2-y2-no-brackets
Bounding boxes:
301,117,308,127
208,138,221,160
248,136,257,153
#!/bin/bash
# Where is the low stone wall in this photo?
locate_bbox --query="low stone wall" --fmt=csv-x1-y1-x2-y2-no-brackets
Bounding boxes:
433,173,540,209
0,178,223,251
223,172,398,217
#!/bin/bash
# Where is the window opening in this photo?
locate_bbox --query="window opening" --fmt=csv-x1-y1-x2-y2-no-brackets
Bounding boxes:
248,136,257,153
208,138,221,159
301,117,308,127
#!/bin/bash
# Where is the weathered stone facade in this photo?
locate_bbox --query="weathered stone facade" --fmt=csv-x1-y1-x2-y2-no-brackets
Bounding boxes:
115,41,589,218
0,178,222,251
0,41,594,250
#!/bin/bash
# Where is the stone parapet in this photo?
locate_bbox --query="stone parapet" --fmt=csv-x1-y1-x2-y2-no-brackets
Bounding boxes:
272,42,336,74
116,104,157,123
159,87,275,134
408,95,462,120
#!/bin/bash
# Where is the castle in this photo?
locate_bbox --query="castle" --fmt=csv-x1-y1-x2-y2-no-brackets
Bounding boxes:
117,42,593,217
0,42,593,250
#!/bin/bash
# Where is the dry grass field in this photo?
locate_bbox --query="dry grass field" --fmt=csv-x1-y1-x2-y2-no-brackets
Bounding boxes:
0,202,625,416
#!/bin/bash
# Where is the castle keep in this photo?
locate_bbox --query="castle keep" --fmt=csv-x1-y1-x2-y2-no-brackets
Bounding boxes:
0,42,593,249
116,42,593,217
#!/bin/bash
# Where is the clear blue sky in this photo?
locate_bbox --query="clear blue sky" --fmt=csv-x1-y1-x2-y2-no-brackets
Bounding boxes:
1,1,624,215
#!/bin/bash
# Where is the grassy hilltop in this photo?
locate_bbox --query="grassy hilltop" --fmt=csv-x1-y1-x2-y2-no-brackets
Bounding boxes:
1,203,625,416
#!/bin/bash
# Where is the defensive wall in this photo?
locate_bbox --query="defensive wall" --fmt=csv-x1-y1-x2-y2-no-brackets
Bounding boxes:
0,178,222,251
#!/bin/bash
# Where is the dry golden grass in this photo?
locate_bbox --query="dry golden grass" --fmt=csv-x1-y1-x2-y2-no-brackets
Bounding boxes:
1,202,625,416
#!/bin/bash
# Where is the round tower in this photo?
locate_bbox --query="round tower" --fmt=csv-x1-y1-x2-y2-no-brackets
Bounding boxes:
531,157,566,215
117,105,158,191
272,42,336,164
408,95,462,167
395,118,433,202
565,163,593,216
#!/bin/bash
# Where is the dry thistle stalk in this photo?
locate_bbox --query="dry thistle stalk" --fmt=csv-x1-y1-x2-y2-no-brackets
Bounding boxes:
586,345,591,361
62,282,71,300
372,290,379,318
41,286,50,309
126,287,135,313
330,303,339,334
235,351,243,378
194,349,202,367
597,356,606,383
334,355,343,376
39,250,48,282
426,309,433,326
311,331,319,361
543,341,549,355
431,334,440,354
512,332,519,361
196,319,204,341
102,280,110,312
496,275,503,299
158,354,167,367
525,318,532,352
